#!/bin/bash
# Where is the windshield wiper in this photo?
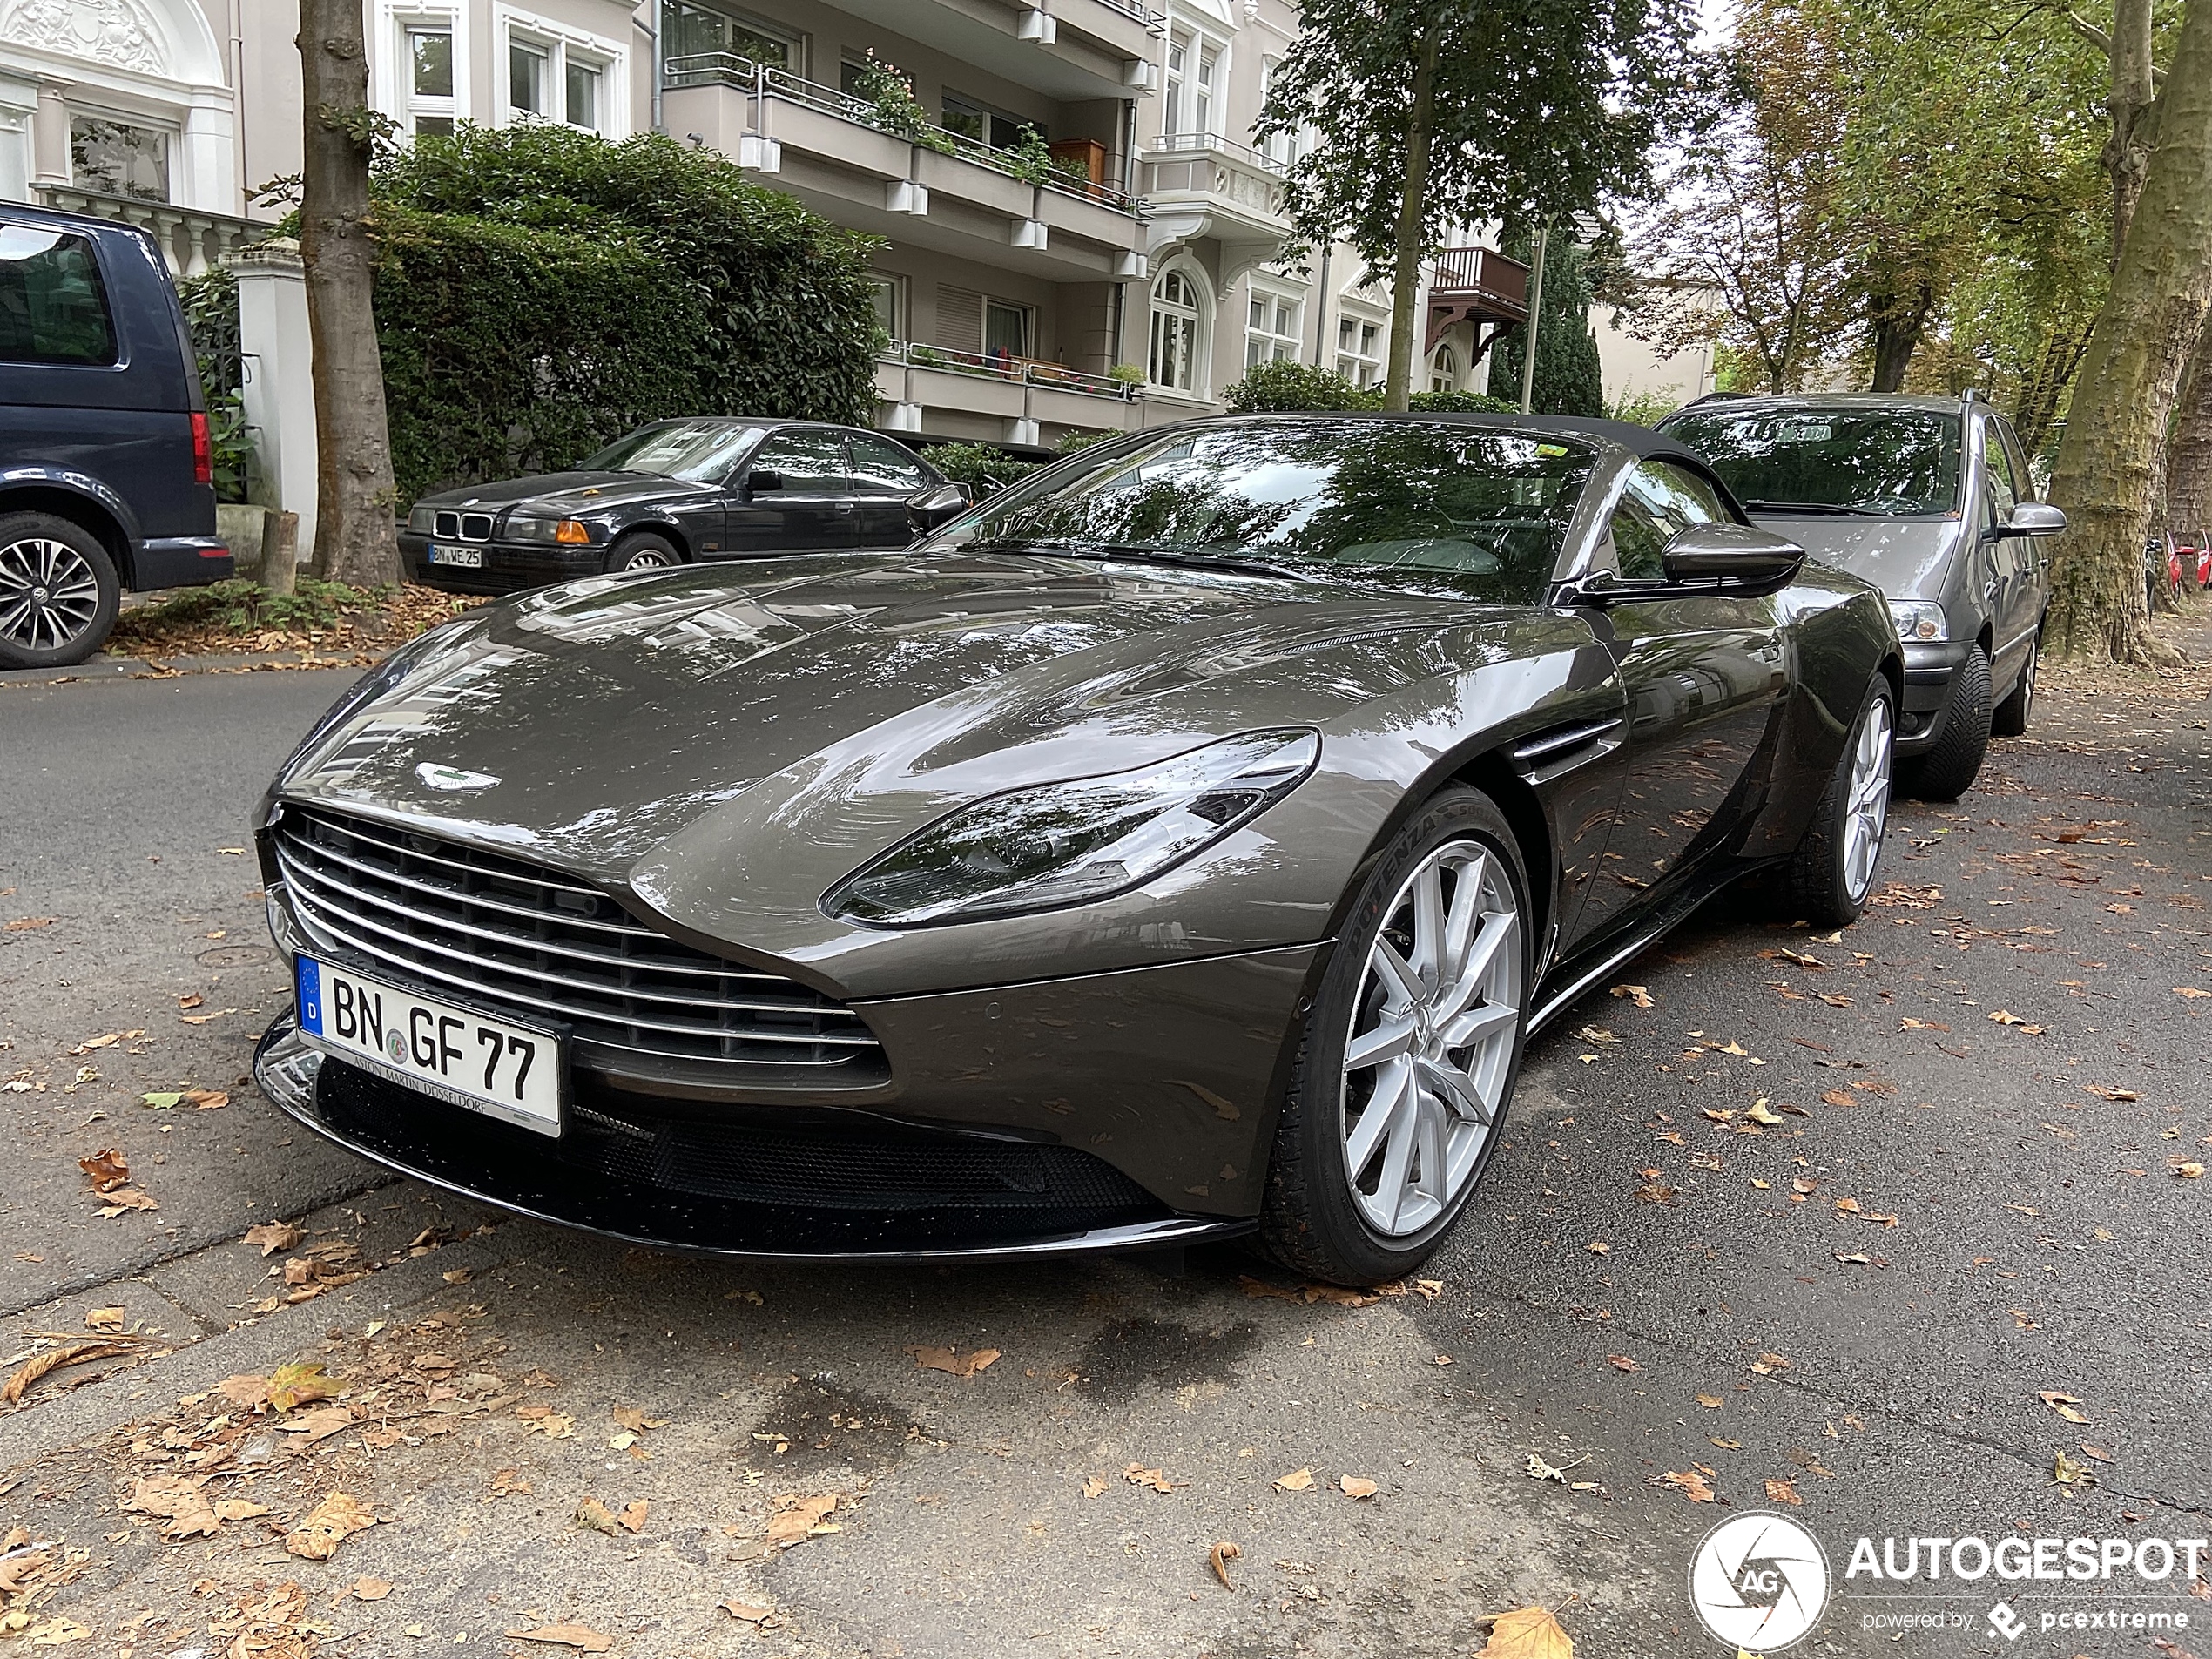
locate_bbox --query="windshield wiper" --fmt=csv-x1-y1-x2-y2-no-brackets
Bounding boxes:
968,539,1310,582
1739,499,1889,517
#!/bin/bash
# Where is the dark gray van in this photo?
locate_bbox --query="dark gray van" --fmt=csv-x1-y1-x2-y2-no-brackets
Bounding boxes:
0,201,232,669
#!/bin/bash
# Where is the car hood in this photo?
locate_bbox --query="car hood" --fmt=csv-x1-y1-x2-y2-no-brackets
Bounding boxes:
273,551,1572,884
1746,513,1964,602
415,471,715,513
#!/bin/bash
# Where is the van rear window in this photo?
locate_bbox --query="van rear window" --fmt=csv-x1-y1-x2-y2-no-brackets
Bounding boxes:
0,226,118,366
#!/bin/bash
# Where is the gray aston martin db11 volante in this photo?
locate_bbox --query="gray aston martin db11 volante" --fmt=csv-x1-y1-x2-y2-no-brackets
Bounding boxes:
253,415,1900,1284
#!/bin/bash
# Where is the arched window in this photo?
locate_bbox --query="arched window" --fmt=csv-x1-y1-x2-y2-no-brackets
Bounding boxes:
1149,265,1207,393
1430,344,1459,394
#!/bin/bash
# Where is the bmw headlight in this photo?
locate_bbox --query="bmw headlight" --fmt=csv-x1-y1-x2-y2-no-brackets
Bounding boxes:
823,729,1322,927
406,503,436,533
1890,600,1946,643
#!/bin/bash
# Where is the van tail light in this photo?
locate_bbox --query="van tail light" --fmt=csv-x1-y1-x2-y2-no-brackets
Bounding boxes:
190,411,213,485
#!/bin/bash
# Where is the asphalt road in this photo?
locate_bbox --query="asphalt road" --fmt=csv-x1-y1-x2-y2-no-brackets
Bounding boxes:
1,636,2208,1659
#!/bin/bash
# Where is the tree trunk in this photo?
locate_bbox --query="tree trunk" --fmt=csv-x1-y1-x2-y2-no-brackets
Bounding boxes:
298,0,400,587
1518,226,1548,411
2044,0,2212,665
1380,27,1440,413
2103,0,2159,258
1867,273,1935,392
2164,317,2212,550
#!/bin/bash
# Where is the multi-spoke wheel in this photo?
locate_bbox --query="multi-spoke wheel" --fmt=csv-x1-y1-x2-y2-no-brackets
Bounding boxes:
1784,678,1895,927
1262,788,1531,1284
604,533,683,575
0,513,120,670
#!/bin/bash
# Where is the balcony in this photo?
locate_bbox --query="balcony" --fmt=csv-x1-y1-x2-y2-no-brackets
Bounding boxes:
31,184,268,278
1426,245,1531,351
1139,134,1291,291
824,0,1165,101
663,56,1145,280
873,340,1144,442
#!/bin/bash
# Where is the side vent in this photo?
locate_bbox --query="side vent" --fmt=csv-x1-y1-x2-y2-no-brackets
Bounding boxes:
1510,718,1625,786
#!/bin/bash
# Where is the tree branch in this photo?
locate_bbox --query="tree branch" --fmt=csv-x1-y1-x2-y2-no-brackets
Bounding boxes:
2065,8,2167,84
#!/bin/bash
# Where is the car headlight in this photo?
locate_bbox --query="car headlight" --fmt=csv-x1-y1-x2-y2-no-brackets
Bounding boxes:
823,729,1322,927
406,504,436,533
1890,600,1946,643
505,516,593,545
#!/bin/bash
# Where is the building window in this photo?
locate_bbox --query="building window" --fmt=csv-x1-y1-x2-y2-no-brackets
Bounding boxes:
70,117,168,203
942,93,1031,152
662,0,794,70
1336,312,1383,387
1430,343,1458,393
1258,57,1293,166
1245,289,1302,368
496,11,624,135
407,25,456,134
868,274,905,346
1163,25,1221,138
984,299,1032,362
1149,264,1206,393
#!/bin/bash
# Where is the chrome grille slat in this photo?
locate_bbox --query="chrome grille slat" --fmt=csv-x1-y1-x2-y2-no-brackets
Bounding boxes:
276,806,882,1076
276,837,786,986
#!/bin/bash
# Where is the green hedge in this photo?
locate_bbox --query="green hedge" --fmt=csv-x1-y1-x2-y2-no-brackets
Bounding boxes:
1223,360,1519,415
372,125,882,503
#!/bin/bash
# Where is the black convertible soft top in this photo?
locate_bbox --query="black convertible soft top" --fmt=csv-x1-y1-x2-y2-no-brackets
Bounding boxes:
1184,409,1715,469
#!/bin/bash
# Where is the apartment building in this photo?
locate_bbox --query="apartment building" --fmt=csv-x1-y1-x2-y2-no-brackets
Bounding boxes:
0,0,1527,448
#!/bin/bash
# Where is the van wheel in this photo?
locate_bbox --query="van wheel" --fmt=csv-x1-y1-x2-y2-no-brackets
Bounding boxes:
1898,644,1990,800
1990,634,2037,738
0,513,121,670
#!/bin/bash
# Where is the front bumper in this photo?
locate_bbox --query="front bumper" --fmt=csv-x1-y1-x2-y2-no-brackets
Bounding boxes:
132,535,233,591
254,1015,1251,1261
399,531,600,595
1898,638,1973,752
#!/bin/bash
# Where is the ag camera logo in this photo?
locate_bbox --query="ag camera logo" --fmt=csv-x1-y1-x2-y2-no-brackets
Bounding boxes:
1689,1511,1831,1650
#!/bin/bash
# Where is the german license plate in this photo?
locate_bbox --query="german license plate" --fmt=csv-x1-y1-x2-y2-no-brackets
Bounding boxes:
428,544,482,568
294,954,562,1136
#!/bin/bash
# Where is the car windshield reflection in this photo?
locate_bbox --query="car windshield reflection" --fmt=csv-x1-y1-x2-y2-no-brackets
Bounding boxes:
924,421,1599,605
1665,407,1962,516
581,420,768,482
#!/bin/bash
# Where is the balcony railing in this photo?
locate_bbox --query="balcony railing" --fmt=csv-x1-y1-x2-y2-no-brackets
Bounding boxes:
1431,246,1530,314
664,54,1143,216
880,339,1141,401
1149,132,1289,178
1090,0,1169,33
32,185,268,278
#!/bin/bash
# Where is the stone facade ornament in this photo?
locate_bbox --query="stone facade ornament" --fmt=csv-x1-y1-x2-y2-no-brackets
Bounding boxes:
2,0,166,77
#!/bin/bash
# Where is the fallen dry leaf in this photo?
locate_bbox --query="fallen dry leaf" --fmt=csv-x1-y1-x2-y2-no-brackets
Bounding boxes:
3,1338,139,1403
1081,1476,1107,1499
348,1576,394,1602
83,1307,124,1333
1273,1467,1314,1492
1209,1539,1241,1589
720,1600,772,1622
903,1344,1001,1379
1658,1468,1716,1502
1339,1474,1379,1500
1695,1393,1724,1409
1750,1352,1790,1375
2175,1161,2206,1180
574,1497,617,1534
1480,1602,1575,1658
278,1406,353,1444
2054,1450,2092,1488
243,1221,303,1256
1606,1353,1641,1373
503,1627,614,1652
95,1187,158,1217
1987,1009,2045,1034
1819,1089,1857,1108
4,917,55,932
2039,1389,2092,1425
766,1493,839,1545
1123,1463,1177,1494
76,1148,130,1193
1610,983,1655,1008
284,1490,377,1560
266,1361,336,1413
618,1501,649,1534
124,1474,219,1539
1764,1477,1803,1506
1743,1099,1784,1126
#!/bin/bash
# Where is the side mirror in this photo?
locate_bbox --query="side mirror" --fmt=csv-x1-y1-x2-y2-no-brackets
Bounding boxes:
908,482,971,529
744,468,784,497
2003,502,2067,537
1660,522,1806,585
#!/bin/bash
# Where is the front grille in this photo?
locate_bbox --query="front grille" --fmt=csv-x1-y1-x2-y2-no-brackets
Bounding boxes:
273,806,883,1085
431,511,495,542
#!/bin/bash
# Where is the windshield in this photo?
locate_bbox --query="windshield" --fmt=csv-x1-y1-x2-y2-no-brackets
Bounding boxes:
924,421,1597,603
1664,407,1962,516
582,420,768,482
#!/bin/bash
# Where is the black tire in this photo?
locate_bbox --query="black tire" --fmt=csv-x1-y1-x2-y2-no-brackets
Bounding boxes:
1898,643,1990,800
0,512,121,670
1260,788,1533,1285
1784,678,1895,929
603,532,684,575
1990,631,2037,738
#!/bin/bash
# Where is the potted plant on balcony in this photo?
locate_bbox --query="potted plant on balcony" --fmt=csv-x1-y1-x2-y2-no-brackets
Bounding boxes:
846,52,954,156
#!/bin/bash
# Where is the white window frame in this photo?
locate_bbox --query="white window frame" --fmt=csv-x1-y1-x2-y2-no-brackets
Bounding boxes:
1244,280,1303,369
1335,304,1386,388
492,6,629,138
1148,258,1211,397
1161,17,1229,143
867,273,908,348
373,2,469,138
1430,342,1459,393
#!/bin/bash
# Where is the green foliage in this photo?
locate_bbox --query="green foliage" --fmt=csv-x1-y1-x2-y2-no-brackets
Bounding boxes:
114,576,375,637
1106,362,1148,388
176,266,256,504
926,442,1039,490
1489,231,1606,416
1258,0,1706,274
1225,359,1521,415
1055,428,1111,455
845,52,956,155
370,125,881,502
1606,388,1680,425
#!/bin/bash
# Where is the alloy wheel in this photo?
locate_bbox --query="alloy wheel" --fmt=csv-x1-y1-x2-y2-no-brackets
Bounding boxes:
1339,839,1522,1238
1843,696,1893,904
620,548,676,570
0,537,100,654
